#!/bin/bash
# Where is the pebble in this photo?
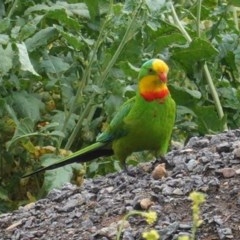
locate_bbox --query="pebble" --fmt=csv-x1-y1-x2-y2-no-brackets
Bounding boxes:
186,159,198,171
216,142,231,153
217,227,233,239
233,147,240,159
215,168,236,178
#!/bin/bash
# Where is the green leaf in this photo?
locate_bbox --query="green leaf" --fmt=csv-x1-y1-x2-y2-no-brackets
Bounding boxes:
0,0,5,18
39,154,85,193
218,87,239,110
57,2,90,18
6,117,35,150
51,111,77,134
45,8,82,31
0,44,14,75
49,130,65,138
16,42,40,76
0,186,10,201
24,4,58,14
41,55,70,74
0,34,9,44
177,105,197,117
8,91,45,122
148,33,186,52
39,122,60,132
56,27,84,51
169,84,201,107
15,118,34,136
88,161,99,173
84,0,99,21
18,23,37,41
42,167,73,193
172,38,219,72
25,27,58,52
194,105,226,134
0,18,10,32
145,0,166,11
229,0,240,7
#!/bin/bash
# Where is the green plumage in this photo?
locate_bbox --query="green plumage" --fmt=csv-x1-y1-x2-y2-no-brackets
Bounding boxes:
22,59,176,178
111,93,175,164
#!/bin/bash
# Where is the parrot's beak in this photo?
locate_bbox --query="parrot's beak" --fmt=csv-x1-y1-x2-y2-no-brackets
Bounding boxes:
158,72,168,83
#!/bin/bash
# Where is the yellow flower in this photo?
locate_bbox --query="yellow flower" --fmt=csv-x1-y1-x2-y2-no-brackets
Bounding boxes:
189,191,206,205
142,211,158,225
142,229,160,240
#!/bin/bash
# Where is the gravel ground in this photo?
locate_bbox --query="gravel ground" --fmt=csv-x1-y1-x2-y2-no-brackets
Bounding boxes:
1,129,240,240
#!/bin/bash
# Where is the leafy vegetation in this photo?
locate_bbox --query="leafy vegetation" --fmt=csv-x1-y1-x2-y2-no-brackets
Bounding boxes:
0,0,239,211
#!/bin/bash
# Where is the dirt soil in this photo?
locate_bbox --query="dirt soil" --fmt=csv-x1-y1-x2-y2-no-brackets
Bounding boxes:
0,129,240,240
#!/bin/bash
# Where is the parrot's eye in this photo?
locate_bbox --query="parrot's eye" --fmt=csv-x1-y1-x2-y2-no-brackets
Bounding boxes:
148,68,154,74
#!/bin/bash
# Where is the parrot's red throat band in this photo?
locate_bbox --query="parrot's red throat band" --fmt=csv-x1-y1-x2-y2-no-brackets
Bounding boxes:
140,87,169,102
139,74,170,102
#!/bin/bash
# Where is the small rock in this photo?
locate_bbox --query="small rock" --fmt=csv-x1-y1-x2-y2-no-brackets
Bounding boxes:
217,227,233,239
152,163,167,180
58,199,79,212
235,168,240,175
179,223,192,229
200,156,210,163
195,138,210,148
172,188,184,195
216,142,231,153
215,168,236,178
159,221,179,237
186,136,198,146
179,148,194,154
139,162,152,172
229,159,240,164
81,219,94,229
139,198,154,210
99,186,114,194
233,148,240,159
47,189,62,201
213,215,223,225
6,220,23,231
95,221,121,238
237,197,240,206
186,159,198,171
122,229,136,240
94,206,106,215
162,185,174,195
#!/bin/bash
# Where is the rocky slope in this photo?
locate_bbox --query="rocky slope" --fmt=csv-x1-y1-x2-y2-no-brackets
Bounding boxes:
1,130,240,239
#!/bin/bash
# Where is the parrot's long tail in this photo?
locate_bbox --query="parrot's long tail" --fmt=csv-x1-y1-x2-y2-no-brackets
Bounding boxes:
22,142,113,178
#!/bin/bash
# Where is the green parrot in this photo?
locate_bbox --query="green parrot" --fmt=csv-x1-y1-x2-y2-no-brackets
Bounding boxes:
23,58,176,178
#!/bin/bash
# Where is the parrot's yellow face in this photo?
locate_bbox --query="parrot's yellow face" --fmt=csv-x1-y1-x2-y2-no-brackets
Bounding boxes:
138,59,169,102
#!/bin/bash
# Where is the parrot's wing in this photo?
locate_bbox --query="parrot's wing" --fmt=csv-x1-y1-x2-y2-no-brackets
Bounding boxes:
97,97,135,142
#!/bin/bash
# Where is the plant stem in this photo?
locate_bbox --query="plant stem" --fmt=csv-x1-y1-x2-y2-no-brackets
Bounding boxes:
7,0,19,18
231,6,239,31
196,0,202,37
170,2,191,42
99,1,143,85
64,100,93,150
203,64,225,119
170,2,227,130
